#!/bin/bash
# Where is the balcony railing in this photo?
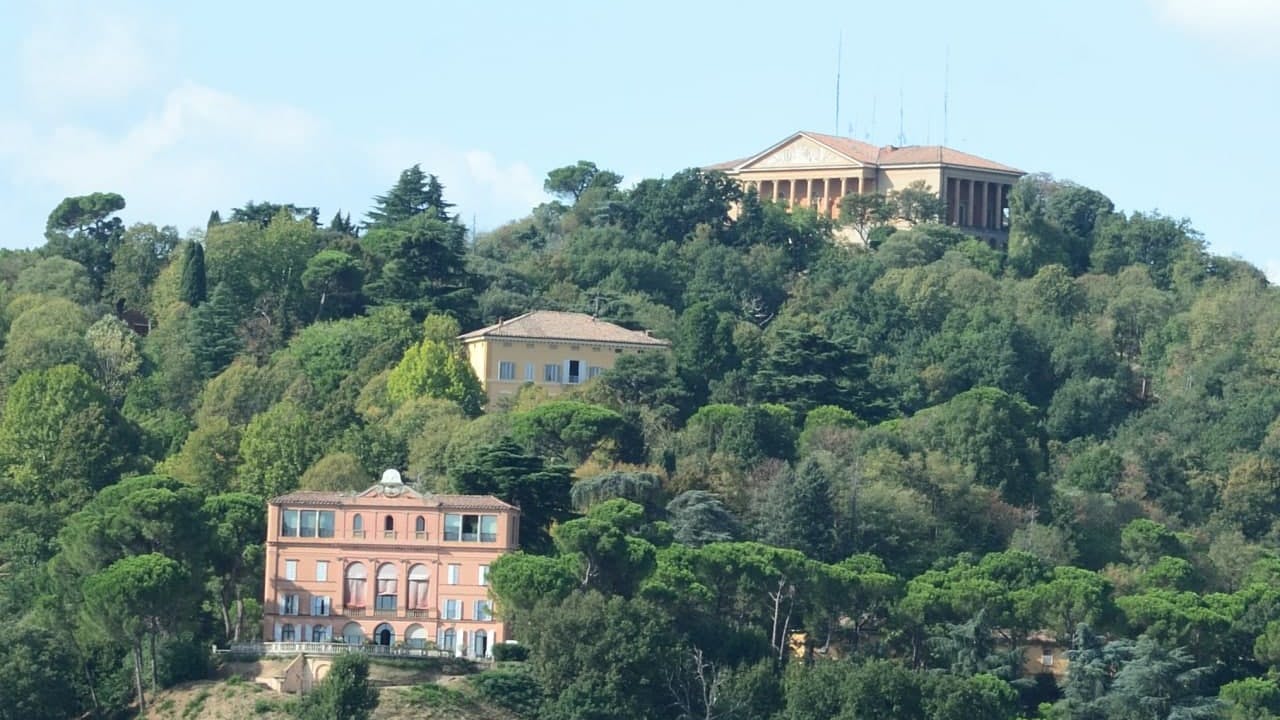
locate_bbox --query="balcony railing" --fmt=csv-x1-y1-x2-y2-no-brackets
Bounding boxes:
344,608,367,617
226,642,460,659
373,607,398,617
352,530,365,538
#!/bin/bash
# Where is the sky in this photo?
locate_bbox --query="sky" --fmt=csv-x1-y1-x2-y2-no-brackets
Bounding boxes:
1,0,1279,276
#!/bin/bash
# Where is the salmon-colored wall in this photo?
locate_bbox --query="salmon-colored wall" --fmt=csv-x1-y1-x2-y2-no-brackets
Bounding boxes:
262,491,519,657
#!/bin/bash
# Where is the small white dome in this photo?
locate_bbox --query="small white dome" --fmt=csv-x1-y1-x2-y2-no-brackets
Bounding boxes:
380,468,403,485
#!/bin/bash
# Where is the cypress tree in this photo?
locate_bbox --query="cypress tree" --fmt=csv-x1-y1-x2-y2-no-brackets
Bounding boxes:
206,209,222,228
179,242,207,307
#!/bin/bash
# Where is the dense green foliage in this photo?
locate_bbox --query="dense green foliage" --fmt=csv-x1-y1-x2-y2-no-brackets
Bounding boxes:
1,163,1278,719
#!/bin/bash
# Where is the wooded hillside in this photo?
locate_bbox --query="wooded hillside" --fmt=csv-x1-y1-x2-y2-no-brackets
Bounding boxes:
2,163,1279,719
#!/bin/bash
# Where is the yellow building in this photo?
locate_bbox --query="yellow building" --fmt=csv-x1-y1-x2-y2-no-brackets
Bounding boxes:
708,130,1024,238
459,311,671,405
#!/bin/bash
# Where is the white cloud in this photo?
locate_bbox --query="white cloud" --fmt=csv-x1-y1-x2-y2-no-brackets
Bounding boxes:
0,82,324,241
19,7,163,109
1151,0,1280,50
4,7,545,244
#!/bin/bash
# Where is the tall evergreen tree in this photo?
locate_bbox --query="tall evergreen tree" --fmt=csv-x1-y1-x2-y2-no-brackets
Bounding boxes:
188,283,240,378
327,210,357,236
178,242,207,307
206,210,222,228
761,457,835,561
365,165,453,227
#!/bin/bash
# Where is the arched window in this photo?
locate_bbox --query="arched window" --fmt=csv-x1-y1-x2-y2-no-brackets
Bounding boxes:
344,563,367,609
311,624,328,642
280,623,295,641
373,623,394,646
375,563,397,611
352,514,364,538
406,624,427,649
415,515,426,539
342,622,363,645
383,515,395,538
408,564,429,612
441,628,456,652
472,629,488,658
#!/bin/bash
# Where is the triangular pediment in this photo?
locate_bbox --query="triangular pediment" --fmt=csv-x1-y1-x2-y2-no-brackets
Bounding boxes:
740,134,863,170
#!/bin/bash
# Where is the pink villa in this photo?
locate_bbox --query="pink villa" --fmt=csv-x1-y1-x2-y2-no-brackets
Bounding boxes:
262,470,519,658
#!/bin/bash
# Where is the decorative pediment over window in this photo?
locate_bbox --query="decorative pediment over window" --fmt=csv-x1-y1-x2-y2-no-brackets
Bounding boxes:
744,135,858,170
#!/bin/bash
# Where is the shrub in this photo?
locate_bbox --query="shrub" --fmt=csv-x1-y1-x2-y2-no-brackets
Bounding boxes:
469,667,543,718
492,643,529,662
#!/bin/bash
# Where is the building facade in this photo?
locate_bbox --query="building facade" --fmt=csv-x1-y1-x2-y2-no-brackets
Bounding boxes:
708,131,1024,237
459,310,671,405
262,471,519,658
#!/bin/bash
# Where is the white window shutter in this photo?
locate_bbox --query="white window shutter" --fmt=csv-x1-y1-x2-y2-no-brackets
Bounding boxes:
274,622,283,641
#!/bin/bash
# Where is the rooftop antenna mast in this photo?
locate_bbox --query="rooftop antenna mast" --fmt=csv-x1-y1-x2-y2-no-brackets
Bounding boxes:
834,32,842,135
943,45,950,147
868,95,876,142
897,87,906,146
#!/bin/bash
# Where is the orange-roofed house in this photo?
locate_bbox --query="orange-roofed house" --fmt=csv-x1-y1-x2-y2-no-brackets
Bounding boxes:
458,310,671,405
261,470,519,658
707,130,1025,240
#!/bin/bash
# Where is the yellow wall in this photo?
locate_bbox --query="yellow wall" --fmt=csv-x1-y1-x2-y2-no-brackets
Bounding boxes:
877,167,945,193
463,337,664,405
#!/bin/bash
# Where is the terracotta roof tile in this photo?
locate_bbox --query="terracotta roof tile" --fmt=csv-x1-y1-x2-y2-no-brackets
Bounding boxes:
799,131,883,165
270,487,518,512
458,310,670,347
876,144,1023,174
708,131,1023,176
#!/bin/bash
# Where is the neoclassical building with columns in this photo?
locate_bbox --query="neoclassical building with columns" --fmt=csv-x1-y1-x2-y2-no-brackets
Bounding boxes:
262,471,519,658
708,130,1024,236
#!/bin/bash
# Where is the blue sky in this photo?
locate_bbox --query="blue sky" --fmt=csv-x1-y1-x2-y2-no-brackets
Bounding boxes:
2,1,1278,276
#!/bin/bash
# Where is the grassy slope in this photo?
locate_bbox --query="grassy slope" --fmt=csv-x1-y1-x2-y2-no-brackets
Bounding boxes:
143,659,518,720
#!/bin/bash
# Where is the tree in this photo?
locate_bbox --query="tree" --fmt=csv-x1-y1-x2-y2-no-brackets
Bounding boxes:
44,192,126,293
229,201,318,227
86,315,143,403
203,493,266,642
295,652,380,720
237,401,318,499
366,164,452,226
0,624,87,720
80,553,191,712
666,491,740,546
760,458,835,561
188,282,241,378
571,470,664,514
510,400,627,465
362,213,474,318
752,327,883,419
449,439,572,553
889,181,946,224
1007,176,1070,277
0,364,136,511
1,297,92,380
178,241,207,307
302,250,364,320
839,192,894,243
385,316,484,415
299,453,372,491
12,256,95,305
544,161,623,203
525,591,680,720
553,499,658,596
